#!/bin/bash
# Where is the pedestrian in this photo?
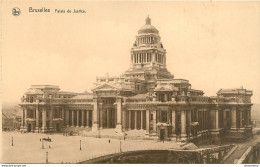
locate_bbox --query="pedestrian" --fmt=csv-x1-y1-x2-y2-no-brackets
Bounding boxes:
40,138,41,141
108,139,110,143
49,145,51,149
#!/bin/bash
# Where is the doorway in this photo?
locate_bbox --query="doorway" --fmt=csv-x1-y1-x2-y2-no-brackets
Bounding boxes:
160,129,165,141
27,124,31,132
56,123,60,131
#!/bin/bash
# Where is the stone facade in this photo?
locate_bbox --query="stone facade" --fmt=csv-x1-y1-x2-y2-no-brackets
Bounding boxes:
19,17,253,144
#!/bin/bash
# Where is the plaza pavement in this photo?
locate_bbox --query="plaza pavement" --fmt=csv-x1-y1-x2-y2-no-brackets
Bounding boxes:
1,131,181,164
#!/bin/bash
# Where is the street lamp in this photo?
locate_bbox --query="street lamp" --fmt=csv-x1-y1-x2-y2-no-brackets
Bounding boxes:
46,151,48,164
80,140,81,151
42,138,44,149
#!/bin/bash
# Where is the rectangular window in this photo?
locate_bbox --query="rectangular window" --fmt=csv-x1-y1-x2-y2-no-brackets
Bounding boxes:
161,111,167,123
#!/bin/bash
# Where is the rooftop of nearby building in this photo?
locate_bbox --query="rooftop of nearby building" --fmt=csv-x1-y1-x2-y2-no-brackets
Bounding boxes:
30,85,60,90
217,88,253,96
70,93,93,99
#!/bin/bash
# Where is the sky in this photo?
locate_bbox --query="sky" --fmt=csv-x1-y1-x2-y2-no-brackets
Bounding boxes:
1,1,260,104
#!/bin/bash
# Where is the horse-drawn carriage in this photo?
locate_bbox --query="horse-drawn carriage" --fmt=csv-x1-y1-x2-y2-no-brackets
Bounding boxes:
42,137,52,142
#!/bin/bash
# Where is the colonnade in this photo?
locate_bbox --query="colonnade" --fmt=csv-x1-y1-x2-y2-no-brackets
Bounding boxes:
137,36,157,44
67,110,92,128
131,52,165,65
99,108,116,129
230,107,251,129
126,110,146,130
132,53,152,64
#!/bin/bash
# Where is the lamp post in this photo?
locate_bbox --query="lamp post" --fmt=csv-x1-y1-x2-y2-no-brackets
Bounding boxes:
12,136,13,146
80,140,81,151
42,138,44,149
46,151,48,164
120,141,122,152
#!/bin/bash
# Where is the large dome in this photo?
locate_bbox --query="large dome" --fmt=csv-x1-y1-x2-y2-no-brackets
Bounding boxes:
138,16,159,34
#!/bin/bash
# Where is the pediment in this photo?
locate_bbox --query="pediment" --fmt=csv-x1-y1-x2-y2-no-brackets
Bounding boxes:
154,86,171,91
93,83,118,91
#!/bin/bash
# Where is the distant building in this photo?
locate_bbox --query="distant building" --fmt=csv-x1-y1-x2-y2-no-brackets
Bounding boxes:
2,113,21,131
19,17,253,144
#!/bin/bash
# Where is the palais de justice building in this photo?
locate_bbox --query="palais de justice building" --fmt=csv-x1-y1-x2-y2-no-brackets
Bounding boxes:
19,17,253,144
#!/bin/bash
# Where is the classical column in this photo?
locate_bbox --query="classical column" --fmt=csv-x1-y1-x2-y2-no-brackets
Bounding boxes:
164,94,167,102
42,108,47,132
32,109,35,119
65,109,69,127
231,107,237,129
99,103,103,130
62,107,65,127
141,111,144,130
116,97,122,132
128,111,131,130
86,110,89,127
246,109,249,126
181,110,186,138
71,110,74,127
187,110,191,136
92,98,99,131
153,110,156,133
76,110,79,127
107,109,110,128
223,110,227,128
248,109,251,125
81,110,85,127
196,109,199,122
216,110,219,129
21,108,24,130
134,111,137,130
36,105,39,130
49,109,53,130
172,110,176,135
187,110,192,136
146,110,150,133
240,109,243,128
122,106,126,131
114,109,117,128
100,109,103,130
24,107,28,130
245,110,248,126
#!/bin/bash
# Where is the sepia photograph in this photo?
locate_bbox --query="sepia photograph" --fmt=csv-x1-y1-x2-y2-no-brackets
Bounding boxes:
1,1,260,165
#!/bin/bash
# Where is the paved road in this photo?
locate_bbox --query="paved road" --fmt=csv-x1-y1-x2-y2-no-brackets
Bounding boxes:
223,135,260,164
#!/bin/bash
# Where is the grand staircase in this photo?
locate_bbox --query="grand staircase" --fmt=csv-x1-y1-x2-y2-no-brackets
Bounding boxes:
62,126,91,135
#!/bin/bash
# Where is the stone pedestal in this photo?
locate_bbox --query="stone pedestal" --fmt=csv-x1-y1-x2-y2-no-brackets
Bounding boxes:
92,124,99,131
209,129,221,144
115,124,123,133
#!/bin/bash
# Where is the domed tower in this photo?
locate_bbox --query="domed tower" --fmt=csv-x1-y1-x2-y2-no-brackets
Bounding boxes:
123,16,173,92
131,16,167,69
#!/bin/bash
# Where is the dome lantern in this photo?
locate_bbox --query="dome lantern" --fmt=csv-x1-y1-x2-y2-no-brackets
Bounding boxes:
146,15,151,25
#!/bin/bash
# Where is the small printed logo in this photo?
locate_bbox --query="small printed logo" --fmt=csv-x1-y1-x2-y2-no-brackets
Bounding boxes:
12,7,21,16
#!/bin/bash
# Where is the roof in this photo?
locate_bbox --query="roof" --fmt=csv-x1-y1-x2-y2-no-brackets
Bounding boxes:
59,91,77,95
128,93,147,99
138,16,159,34
154,84,178,92
30,85,59,90
217,88,253,95
71,94,93,99
25,89,44,95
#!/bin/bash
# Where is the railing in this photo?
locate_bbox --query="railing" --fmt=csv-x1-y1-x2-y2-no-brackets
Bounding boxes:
67,144,235,164
81,133,156,141
62,146,170,164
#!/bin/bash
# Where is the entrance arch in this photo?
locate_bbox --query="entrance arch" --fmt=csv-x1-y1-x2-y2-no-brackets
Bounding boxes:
27,124,31,132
